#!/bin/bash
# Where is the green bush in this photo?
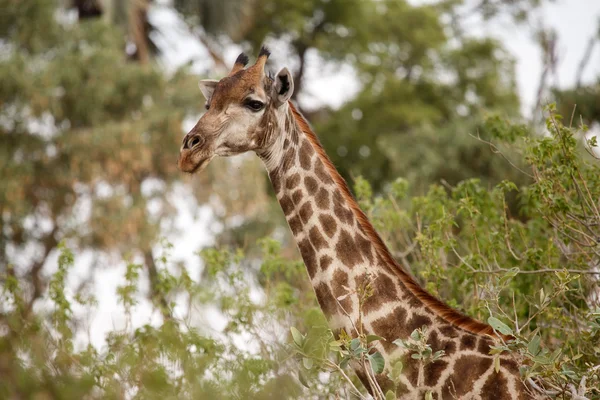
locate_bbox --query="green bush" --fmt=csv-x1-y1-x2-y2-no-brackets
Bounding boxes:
1,109,599,398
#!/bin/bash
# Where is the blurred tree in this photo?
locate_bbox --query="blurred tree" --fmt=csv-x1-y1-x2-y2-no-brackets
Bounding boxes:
0,0,202,316
237,0,528,192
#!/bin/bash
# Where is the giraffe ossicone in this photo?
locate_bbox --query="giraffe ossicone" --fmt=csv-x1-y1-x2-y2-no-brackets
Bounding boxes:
178,47,547,399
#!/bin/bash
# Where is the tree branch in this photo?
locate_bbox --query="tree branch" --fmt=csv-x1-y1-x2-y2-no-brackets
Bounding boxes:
24,227,59,317
144,249,172,320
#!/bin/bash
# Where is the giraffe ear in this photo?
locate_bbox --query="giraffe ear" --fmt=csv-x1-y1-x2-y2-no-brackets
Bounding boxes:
272,68,294,107
198,79,218,101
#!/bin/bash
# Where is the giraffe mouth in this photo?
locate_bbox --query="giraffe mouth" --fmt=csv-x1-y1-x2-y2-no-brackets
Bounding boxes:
178,150,212,174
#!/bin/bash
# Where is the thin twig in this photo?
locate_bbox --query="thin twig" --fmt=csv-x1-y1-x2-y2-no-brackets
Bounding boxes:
469,132,534,178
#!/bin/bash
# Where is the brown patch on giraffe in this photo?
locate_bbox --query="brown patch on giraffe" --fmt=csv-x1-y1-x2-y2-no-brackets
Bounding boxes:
478,337,493,355
319,255,333,271
280,195,294,216
445,355,493,398
291,189,303,205
332,270,353,314
404,360,420,387
376,273,398,299
269,169,281,193
299,141,314,170
335,230,363,268
444,341,456,357
481,370,511,400
298,239,317,279
424,359,449,387
427,331,456,356
441,384,458,400
285,173,301,190
334,201,353,225
287,214,302,235
333,191,354,225
428,330,441,349
283,138,290,149
429,329,457,357
406,313,432,334
438,324,460,339
319,214,337,238
304,176,319,195
355,232,374,263
314,282,337,317
460,333,477,350
299,202,314,224
309,226,327,250
502,358,520,376
315,188,330,210
372,307,408,352
314,158,333,184
406,292,423,308
282,147,295,170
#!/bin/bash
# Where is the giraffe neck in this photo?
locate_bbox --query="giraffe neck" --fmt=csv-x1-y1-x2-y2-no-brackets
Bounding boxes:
257,103,536,399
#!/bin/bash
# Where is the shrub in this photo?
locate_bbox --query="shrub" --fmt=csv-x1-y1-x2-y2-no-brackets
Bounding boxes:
1,109,599,398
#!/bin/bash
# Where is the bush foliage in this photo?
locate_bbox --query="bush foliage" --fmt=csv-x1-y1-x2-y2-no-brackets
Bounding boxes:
2,109,599,399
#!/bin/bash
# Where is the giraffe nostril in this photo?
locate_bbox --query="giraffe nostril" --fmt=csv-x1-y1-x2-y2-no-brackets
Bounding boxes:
188,136,202,149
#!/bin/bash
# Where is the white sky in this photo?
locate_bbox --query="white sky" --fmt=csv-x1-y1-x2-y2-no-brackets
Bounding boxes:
469,0,600,117
31,1,600,351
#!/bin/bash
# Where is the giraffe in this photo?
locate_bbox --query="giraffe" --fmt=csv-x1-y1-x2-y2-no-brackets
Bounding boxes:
178,48,545,399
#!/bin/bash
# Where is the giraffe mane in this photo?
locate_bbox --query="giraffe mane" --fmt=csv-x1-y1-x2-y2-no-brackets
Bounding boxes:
288,101,504,339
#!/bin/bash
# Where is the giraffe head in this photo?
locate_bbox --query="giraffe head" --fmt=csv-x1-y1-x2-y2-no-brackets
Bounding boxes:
178,47,294,173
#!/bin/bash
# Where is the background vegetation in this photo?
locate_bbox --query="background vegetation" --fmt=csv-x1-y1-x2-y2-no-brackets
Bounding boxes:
1,0,599,398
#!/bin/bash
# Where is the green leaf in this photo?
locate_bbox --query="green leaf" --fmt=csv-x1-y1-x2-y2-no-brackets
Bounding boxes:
350,338,361,351
385,390,396,400
302,357,313,370
369,352,385,374
366,334,386,344
329,340,343,352
487,317,513,336
298,370,309,388
499,267,520,286
494,355,500,373
527,335,540,356
531,355,552,365
290,327,304,347
340,355,351,369
387,360,403,382
410,329,420,341
425,391,433,400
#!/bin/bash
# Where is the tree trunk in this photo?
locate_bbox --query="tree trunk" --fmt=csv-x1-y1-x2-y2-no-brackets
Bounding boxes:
129,0,150,64
73,0,103,20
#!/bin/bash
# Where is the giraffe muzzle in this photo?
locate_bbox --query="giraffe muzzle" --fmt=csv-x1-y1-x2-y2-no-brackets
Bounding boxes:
178,133,212,173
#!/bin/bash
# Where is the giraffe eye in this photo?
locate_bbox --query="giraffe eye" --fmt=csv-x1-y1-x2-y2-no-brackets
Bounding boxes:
205,103,210,110
245,100,264,112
